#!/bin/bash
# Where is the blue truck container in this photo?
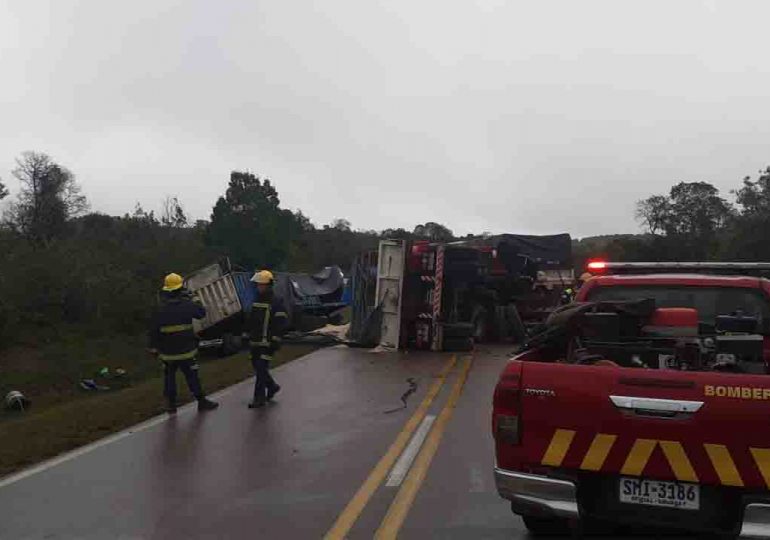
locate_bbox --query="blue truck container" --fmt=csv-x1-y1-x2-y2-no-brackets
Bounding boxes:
232,271,256,313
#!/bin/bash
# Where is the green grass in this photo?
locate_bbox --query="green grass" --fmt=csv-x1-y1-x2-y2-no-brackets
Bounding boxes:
0,344,316,477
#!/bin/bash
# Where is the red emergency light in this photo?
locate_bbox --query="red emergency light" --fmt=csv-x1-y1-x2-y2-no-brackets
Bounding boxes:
586,260,607,271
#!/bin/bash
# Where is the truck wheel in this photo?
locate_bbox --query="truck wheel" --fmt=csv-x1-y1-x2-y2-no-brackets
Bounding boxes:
442,323,474,338
472,307,490,342
506,304,527,343
220,333,242,356
520,515,570,537
442,336,474,352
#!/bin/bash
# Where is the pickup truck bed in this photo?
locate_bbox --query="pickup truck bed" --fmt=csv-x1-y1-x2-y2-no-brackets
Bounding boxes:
493,272,770,537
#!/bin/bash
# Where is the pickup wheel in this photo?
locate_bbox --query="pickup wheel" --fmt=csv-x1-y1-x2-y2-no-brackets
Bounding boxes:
520,514,570,537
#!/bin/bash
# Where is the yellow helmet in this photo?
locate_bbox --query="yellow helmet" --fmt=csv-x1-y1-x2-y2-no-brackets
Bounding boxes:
251,270,274,284
162,273,184,292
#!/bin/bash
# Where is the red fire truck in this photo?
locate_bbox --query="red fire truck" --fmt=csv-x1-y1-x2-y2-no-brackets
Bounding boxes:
494,261,770,537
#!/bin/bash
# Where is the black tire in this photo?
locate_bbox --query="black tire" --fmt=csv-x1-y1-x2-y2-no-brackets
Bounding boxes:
506,304,527,343
442,322,474,338
521,515,571,537
472,306,490,342
442,336,474,352
220,333,242,356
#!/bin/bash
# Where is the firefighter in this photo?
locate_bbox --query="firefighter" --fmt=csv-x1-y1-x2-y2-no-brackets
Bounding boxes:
246,270,288,408
148,273,219,414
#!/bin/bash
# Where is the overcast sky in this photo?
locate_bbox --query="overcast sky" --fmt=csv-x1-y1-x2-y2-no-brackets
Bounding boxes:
2,0,770,238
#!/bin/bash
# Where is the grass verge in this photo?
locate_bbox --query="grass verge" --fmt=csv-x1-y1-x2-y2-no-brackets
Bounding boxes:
0,344,317,477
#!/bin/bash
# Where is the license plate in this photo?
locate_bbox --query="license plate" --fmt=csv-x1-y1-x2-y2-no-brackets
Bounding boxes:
619,477,700,510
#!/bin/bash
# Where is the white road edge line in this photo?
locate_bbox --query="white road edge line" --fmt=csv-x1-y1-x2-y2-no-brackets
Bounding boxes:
385,415,436,487
0,376,252,490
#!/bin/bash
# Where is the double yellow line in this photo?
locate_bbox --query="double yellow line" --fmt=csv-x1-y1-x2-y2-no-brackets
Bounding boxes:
324,354,473,539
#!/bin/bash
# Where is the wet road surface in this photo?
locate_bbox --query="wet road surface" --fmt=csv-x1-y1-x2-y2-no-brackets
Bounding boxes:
0,345,691,539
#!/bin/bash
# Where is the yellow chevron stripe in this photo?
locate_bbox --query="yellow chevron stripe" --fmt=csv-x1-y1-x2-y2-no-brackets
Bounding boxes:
580,434,617,471
704,444,744,487
621,439,657,476
750,448,770,489
541,429,576,467
659,441,699,483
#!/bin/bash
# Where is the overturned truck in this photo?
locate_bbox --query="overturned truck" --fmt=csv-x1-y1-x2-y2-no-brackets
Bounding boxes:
350,234,574,351
183,261,348,355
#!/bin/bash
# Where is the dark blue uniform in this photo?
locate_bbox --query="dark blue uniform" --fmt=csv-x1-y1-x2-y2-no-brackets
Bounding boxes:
149,291,207,406
246,290,288,404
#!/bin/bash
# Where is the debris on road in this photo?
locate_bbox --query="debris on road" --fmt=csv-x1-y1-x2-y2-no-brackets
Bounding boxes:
384,377,418,414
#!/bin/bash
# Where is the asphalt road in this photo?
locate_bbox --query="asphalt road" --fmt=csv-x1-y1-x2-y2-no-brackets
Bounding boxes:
0,344,530,539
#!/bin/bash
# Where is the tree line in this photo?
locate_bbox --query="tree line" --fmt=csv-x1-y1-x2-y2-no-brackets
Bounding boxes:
0,152,457,344
573,167,770,268
3,150,768,345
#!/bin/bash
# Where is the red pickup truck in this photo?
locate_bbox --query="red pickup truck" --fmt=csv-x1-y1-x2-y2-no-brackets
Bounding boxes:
493,263,770,537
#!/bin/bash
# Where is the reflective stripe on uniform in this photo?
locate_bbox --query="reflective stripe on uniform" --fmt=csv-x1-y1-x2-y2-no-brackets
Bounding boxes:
160,324,194,334
262,309,271,344
261,354,273,361
159,349,198,361
251,302,272,343
275,311,288,318
250,340,271,347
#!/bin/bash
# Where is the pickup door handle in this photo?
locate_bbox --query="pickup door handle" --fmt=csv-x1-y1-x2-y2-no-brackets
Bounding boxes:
609,395,704,418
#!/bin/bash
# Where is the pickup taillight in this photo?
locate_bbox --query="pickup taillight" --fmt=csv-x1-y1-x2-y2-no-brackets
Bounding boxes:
493,362,523,445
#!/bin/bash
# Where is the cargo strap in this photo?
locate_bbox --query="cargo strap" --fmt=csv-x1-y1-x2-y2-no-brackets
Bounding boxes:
159,349,198,361
160,324,194,334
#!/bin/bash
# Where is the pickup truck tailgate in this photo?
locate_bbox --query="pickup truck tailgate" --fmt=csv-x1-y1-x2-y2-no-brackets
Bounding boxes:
516,362,770,490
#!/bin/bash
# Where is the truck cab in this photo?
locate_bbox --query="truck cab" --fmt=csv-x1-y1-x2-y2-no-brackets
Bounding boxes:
493,262,770,537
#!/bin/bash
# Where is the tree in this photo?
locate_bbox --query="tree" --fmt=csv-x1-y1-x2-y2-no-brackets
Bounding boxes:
635,195,670,235
160,196,188,228
293,210,315,232
380,228,413,240
0,176,8,201
206,171,300,270
721,166,770,260
328,218,351,232
7,152,88,244
667,182,732,237
635,182,732,260
734,167,770,216
413,222,454,242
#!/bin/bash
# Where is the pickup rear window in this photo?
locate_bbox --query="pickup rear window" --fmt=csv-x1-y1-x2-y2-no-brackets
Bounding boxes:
586,285,770,332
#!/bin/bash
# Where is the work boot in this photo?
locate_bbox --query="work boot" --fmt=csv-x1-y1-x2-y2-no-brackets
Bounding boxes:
197,398,219,412
267,384,281,402
165,402,178,415
248,399,266,409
